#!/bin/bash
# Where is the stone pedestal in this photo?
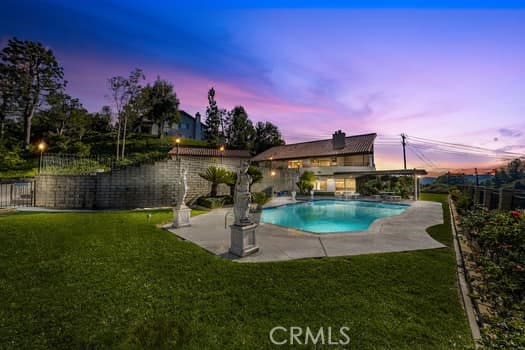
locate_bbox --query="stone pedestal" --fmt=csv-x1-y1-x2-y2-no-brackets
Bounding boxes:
229,223,259,257
291,191,297,201
173,205,191,228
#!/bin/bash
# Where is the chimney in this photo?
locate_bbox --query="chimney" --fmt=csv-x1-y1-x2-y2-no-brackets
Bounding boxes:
332,130,346,149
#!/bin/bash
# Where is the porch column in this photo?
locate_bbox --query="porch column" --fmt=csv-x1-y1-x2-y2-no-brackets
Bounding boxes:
413,169,418,200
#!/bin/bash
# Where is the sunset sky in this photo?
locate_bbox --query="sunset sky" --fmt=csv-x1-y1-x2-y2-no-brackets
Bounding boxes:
1,0,524,174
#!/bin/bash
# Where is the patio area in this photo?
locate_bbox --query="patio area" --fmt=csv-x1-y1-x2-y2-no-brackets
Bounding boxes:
166,198,446,262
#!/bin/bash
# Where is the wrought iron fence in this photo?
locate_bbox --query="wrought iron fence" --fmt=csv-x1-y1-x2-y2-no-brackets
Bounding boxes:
0,180,34,208
40,152,170,175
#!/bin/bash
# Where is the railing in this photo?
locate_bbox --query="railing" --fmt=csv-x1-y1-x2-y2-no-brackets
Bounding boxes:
458,184,525,210
0,180,34,208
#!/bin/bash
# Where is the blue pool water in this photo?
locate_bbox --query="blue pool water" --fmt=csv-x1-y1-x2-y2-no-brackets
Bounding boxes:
261,200,409,233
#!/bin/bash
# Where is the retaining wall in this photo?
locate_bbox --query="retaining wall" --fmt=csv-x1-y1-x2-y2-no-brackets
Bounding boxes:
35,156,244,209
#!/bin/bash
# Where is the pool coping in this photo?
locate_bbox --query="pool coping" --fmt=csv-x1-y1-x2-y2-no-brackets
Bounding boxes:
166,198,446,262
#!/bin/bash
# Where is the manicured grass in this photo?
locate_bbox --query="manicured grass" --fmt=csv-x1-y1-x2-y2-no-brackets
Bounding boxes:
0,197,472,349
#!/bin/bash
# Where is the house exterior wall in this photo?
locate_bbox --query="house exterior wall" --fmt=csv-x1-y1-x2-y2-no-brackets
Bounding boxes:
151,112,205,140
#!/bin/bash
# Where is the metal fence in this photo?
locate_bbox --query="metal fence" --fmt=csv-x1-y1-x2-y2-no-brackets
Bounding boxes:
458,184,525,210
0,180,35,208
40,152,171,175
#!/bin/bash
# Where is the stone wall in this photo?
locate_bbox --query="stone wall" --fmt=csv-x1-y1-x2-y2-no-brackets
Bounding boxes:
35,156,245,209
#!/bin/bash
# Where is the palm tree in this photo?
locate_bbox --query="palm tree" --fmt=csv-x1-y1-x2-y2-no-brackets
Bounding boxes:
199,166,229,197
224,170,237,196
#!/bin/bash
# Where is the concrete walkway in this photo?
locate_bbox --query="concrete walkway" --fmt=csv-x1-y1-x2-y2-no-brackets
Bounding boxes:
167,199,446,262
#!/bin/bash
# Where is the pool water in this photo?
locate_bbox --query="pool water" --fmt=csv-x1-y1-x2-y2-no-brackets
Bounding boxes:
261,200,409,233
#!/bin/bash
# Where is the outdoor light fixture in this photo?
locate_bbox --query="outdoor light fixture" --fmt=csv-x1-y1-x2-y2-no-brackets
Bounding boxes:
175,137,181,160
271,170,276,176
219,145,225,164
38,141,46,174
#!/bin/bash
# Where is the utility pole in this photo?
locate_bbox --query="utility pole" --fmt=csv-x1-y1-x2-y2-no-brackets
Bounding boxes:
401,133,407,170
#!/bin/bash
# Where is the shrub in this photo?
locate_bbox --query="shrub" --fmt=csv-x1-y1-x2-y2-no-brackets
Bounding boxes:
459,209,525,347
251,192,270,206
198,166,229,197
296,171,315,194
196,196,231,209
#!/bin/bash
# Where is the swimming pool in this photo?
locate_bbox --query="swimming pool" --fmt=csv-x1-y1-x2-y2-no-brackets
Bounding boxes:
261,200,409,233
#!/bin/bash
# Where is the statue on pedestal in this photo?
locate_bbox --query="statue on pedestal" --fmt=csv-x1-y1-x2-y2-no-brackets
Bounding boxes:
175,168,188,209
173,167,191,228
233,161,252,226
229,161,259,257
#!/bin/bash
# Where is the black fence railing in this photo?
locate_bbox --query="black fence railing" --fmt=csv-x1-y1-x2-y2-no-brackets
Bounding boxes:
40,152,171,175
457,184,525,210
0,180,34,208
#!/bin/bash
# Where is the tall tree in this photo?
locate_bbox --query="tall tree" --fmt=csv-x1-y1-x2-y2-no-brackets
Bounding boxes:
0,67,14,142
44,91,84,136
225,106,255,150
0,38,65,148
254,121,285,154
204,87,226,146
142,78,180,139
108,68,144,160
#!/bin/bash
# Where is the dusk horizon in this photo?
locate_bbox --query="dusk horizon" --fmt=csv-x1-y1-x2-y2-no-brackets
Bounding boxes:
2,0,524,174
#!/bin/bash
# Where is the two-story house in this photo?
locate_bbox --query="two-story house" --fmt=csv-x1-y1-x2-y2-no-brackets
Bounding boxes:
251,130,376,193
146,111,206,140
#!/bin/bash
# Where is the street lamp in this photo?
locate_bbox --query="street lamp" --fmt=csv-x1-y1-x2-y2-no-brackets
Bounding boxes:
38,141,46,174
175,137,181,160
219,145,225,164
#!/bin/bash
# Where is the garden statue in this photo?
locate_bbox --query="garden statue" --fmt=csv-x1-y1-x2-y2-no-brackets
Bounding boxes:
233,161,252,226
229,161,259,257
175,168,188,208
173,167,191,228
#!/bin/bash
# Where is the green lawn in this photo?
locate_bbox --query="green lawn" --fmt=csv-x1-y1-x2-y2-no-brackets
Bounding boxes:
0,195,473,349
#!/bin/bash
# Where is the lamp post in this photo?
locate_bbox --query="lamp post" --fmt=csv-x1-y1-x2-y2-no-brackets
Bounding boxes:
38,142,46,174
219,145,225,164
175,137,181,160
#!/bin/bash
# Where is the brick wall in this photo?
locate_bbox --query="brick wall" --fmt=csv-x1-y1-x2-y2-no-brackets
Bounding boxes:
35,156,245,209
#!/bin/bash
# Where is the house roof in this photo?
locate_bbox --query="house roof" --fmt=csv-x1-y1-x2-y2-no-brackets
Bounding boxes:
251,133,377,161
168,146,252,158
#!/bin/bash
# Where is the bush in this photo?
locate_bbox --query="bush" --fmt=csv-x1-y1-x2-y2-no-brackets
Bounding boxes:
251,192,270,206
196,195,232,209
296,171,315,194
460,208,525,347
421,183,449,194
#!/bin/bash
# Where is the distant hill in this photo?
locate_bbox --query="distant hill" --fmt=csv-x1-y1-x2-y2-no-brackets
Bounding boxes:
420,177,436,185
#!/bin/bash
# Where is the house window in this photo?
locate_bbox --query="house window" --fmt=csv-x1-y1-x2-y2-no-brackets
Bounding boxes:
335,179,345,191
316,179,327,191
312,158,331,167
179,123,188,130
288,160,302,168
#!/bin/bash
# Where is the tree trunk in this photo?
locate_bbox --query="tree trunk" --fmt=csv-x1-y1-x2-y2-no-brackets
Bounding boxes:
211,183,218,197
121,114,128,159
116,114,121,160
0,119,4,141
24,109,34,149
229,184,235,197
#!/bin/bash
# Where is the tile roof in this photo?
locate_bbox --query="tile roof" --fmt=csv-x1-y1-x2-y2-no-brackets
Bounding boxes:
251,133,377,161
168,146,252,158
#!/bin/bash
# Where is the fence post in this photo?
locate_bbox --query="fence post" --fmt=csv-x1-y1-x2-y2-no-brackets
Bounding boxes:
482,188,490,209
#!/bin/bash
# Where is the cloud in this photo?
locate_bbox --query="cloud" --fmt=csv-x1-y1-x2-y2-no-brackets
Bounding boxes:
498,128,523,138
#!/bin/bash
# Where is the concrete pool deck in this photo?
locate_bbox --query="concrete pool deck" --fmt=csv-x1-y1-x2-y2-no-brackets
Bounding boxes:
166,199,446,262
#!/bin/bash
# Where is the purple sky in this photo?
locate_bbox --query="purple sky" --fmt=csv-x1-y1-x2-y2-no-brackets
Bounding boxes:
1,1,524,173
